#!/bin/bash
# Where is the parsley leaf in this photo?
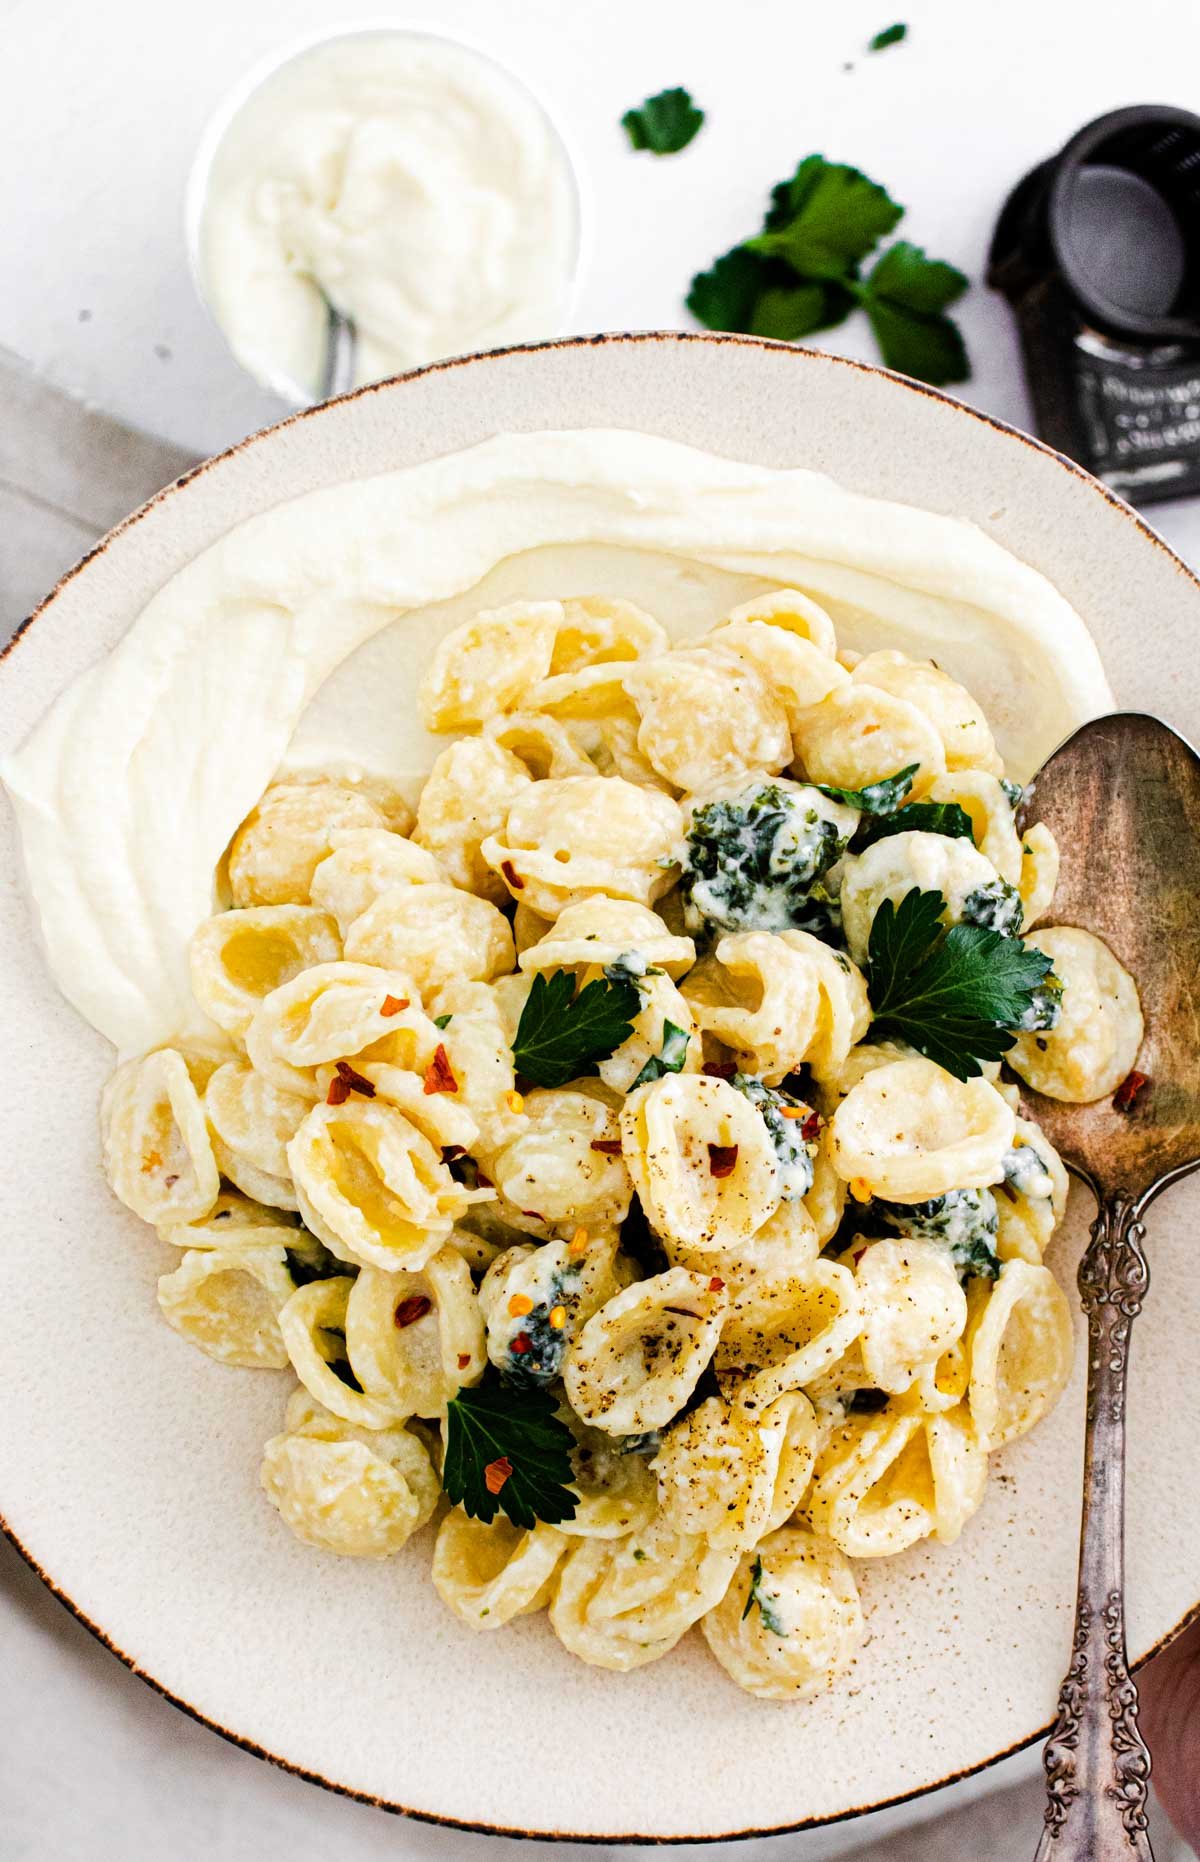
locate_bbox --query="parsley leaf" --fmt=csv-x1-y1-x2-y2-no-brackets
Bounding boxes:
869,22,908,49
631,1020,690,1088
816,764,918,813
856,241,970,387
856,800,975,850
443,1375,578,1529
622,86,704,155
686,155,968,386
511,969,638,1088
741,1554,786,1636
866,888,1055,1079
748,158,903,281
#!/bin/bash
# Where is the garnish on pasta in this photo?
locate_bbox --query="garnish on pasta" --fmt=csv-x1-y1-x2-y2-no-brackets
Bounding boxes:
815,763,917,813
511,969,639,1088
443,1374,578,1528
855,800,975,850
866,887,1056,1078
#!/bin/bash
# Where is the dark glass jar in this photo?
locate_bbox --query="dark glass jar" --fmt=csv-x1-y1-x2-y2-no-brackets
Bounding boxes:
989,105,1200,504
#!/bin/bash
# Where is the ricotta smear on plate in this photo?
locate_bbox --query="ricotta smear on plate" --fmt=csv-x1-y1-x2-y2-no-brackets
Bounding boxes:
1,428,1112,1057
195,30,579,400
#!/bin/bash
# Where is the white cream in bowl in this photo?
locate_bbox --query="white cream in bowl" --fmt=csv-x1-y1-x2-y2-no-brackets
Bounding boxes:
191,30,580,401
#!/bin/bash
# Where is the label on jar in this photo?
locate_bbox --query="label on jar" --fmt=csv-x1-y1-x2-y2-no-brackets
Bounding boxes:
1073,337,1200,496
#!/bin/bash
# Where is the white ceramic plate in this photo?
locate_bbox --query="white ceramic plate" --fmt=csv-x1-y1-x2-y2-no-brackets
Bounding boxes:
2,334,1198,1845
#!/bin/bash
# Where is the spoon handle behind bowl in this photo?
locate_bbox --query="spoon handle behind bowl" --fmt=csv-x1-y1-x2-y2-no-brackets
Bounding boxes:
1036,1195,1154,1859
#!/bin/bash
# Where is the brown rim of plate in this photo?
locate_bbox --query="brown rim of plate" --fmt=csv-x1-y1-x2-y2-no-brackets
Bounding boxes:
3,329,1199,1842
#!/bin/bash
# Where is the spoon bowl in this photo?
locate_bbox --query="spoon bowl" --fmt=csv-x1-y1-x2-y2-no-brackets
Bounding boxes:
1016,711,1200,1860
1018,710,1200,1205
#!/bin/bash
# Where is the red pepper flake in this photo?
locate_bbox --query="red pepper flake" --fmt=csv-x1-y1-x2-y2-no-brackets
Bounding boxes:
164,1173,179,1189
484,1456,513,1495
800,1110,823,1142
326,1076,351,1105
1113,1070,1149,1113
423,1044,459,1095
851,1244,869,1266
707,1142,739,1178
457,1352,472,1369
703,1061,737,1079
510,1332,532,1355
500,859,525,891
521,1210,544,1221
708,1276,725,1293
380,994,409,1017
394,1294,432,1329
590,1138,623,1155
476,1169,494,1189
335,1060,376,1098
441,1144,467,1162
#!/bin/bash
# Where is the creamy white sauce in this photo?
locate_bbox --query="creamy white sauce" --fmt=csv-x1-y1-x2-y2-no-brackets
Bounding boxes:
1,429,1113,1058
197,31,578,399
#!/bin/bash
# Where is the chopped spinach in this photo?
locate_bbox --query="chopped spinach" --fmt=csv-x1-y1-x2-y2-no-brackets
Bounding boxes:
501,1262,584,1386
855,800,975,851
815,764,917,813
1002,1142,1054,1200
999,777,1026,810
631,1019,691,1087
876,1186,1000,1280
682,780,854,937
731,1074,817,1198
617,1430,663,1456
742,1554,787,1636
960,877,1025,938
1013,969,1063,1032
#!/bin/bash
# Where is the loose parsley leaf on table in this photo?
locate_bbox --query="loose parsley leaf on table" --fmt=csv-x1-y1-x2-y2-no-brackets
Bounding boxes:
869,22,908,50
855,800,976,850
816,764,918,814
443,1374,578,1529
511,969,639,1089
855,241,969,388
622,86,704,155
687,154,969,386
866,888,1055,1080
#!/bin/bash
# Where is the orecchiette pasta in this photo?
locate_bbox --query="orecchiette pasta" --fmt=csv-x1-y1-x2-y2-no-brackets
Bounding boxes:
102,1048,220,1225
790,683,946,799
549,1514,739,1669
625,643,792,794
289,1099,472,1272
839,830,1015,967
433,1511,569,1626
829,1058,1015,1201
482,776,683,918
851,651,1002,774
190,905,342,1036
227,778,389,906
967,1260,1074,1450
1007,926,1143,1102
310,828,449,932
262,1387,438,1557
702,1527,863,1699
563,1267,728,1434
621,1074,781,1254
158,1244,295,1367
96,579,1123,1705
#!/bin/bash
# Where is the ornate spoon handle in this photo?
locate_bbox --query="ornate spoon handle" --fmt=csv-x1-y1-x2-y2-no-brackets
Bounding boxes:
1036,1196,1154,1858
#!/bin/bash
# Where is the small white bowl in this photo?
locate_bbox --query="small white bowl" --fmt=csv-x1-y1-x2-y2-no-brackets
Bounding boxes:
184,22,586,407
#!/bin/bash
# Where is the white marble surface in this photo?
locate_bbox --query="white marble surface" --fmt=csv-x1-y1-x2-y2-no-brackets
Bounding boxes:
2,0,1200,1853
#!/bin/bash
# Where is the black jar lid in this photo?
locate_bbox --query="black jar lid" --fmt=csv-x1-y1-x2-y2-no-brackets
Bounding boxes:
990,104,1200,344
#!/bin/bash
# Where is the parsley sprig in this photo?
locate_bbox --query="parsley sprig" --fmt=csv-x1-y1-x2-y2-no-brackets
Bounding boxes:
443,1375,578,1529
512,970,639,1089
688,155,969,386
866,888,1054,1080
622,86,704,156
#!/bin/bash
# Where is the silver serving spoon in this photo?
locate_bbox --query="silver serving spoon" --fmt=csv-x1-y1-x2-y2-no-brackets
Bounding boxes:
318,291,358,403
1016,712,1200,1859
